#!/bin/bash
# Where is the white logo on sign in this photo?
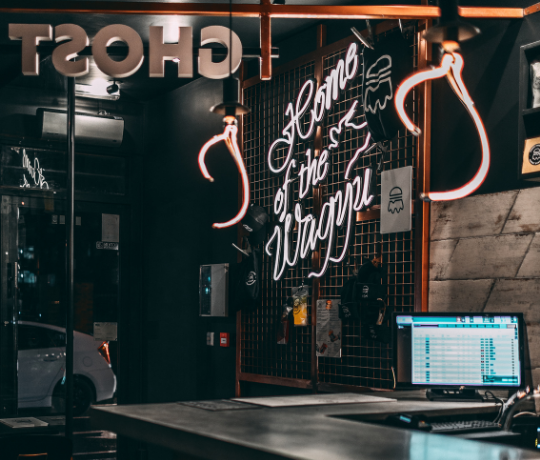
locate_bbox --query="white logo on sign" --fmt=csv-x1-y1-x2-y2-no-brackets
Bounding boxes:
246,271,256,286
365,55,393,115
388,186,404,214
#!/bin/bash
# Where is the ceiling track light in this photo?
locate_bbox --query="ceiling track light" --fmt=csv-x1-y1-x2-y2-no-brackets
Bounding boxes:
107,81,120,95
75,79,121,100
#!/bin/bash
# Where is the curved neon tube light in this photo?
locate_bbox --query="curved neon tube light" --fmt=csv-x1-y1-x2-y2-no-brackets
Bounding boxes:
395,51,490,202
344,131,371,180
198,123,250,229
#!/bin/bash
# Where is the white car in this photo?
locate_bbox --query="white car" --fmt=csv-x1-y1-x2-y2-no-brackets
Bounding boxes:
17,321,116,415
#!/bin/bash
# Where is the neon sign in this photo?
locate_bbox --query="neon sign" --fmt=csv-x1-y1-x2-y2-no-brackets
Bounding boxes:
395,45,490,201
198,117,250,229
265,42,375,281
20,149,49,189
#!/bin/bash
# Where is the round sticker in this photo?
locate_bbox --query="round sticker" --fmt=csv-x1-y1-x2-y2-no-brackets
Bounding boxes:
529,144,540,166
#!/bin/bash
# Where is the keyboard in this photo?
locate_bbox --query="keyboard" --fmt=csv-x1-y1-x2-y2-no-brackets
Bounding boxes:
430,420,501,434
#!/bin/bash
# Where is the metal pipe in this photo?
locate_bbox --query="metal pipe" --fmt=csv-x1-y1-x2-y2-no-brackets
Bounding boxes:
65,76,75,439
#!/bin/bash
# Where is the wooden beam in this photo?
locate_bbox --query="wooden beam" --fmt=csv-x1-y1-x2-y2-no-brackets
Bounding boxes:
459,6,523,18
267,4,440,19
414,18,432,313
310,24,326,393
238,372,313,389
357,205,381,222
260,0,272,80
524,2,540,16
235,311,242,397
0,2,525,19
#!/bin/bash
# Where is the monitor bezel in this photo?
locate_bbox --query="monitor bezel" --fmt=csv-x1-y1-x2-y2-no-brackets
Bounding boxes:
392,312,526,391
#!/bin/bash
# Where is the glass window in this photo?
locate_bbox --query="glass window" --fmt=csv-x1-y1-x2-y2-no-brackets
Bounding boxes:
18,325,53,350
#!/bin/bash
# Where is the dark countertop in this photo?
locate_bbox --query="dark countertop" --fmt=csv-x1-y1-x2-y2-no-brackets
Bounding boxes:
90,391,540,460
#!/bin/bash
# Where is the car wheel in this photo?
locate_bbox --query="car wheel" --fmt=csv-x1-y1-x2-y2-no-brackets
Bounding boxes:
73,378,95,416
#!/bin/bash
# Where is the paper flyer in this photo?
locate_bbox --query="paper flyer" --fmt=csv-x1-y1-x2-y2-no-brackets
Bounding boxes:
316,299,341,358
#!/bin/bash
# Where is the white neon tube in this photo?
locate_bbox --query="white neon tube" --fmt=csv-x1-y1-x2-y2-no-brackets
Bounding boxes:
395,51,490,202
198,123,250,229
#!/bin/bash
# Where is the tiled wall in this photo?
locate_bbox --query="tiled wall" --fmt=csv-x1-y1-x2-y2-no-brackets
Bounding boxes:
429,188,540,384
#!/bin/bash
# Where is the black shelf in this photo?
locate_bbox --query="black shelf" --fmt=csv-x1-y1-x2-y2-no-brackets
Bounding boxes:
522,106,540,117
518,39,540,181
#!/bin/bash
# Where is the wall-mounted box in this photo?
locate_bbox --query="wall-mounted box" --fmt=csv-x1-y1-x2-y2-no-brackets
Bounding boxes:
199,263,229,317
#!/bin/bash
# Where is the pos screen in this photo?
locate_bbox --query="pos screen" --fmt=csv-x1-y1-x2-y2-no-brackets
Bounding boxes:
393,313,525,389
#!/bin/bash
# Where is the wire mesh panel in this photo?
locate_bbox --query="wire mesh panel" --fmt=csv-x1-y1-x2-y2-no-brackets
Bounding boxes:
242,62,315,380
317,30,418,389
241,26,419,389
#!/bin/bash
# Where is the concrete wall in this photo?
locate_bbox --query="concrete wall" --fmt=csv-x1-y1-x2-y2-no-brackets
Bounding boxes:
429,187,540,384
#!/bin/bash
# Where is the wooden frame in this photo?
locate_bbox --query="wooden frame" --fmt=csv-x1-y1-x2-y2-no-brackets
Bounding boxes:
414,19,432,313
236,19,429,395
2,0,526,394
0,2,530,80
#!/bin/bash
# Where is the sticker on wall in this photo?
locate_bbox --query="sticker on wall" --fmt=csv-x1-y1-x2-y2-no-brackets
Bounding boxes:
96,242,119,251
102,213,120,242
94,322,118,341
381,166,412,234
522,136,540,176
362,32,413,143
316,299,341,358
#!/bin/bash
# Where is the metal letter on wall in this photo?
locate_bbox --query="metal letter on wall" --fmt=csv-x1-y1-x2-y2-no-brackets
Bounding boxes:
381,165,412,234
149,26,193,78
199,26,242,79
92,24,144,78
52,24,90,77
8,24,53,76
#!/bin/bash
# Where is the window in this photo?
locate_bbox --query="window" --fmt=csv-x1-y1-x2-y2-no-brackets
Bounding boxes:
18,325,65,350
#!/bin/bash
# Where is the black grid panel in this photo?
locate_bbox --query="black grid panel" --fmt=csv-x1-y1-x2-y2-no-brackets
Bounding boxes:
241,26,419,388
318,30,418,389
242,62,315,379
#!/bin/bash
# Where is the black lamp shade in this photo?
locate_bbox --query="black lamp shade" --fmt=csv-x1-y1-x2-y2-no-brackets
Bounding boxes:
424,0,480,43
210,76,250,116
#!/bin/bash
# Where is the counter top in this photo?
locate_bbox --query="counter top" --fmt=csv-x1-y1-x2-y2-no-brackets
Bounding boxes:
90,391,540,460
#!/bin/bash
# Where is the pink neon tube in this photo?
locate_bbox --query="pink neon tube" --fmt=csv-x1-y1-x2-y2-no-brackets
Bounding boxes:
198,124,251,229
395,51,490,202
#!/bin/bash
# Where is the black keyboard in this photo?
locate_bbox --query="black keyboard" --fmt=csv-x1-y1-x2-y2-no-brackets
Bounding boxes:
430,420,500,434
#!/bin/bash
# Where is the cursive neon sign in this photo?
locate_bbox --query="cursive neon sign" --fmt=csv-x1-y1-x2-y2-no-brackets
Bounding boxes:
395,45,490,201
20,149,49,189
265,42,376,281
267,43,360,175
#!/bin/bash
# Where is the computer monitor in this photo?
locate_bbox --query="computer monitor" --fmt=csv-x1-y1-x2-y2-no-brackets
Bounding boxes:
392,313,525,390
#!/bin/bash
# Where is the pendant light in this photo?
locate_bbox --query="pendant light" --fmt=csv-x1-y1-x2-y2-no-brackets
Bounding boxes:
198,0,251,229
424,0,480,44
394,0,489,202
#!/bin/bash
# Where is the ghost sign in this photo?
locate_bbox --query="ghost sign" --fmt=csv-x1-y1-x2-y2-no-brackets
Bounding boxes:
8,23,242,79
362,32,413,143
381,166,412,234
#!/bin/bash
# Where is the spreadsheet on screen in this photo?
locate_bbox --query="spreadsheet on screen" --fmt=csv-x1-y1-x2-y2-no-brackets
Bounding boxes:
396,315,521,387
